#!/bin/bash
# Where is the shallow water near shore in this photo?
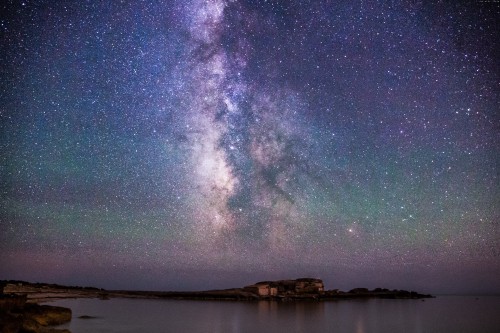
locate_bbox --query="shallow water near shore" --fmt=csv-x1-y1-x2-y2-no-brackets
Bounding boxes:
52,296,500,333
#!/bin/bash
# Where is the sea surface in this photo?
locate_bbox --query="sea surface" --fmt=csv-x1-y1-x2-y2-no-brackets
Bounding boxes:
52,296,500,333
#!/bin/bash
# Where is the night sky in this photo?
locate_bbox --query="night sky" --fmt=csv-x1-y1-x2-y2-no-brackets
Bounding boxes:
1,0,499,294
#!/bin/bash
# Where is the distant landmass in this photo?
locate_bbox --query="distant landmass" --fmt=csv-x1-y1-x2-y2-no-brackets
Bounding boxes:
1,278,433,302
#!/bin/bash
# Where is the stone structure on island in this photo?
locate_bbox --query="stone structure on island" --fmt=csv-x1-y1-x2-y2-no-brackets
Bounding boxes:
243,278,324,298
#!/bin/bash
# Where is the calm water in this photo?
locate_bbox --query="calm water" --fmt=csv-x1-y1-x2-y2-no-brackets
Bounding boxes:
52,296,500,333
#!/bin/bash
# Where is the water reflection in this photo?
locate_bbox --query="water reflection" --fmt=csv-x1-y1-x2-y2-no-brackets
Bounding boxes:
257,301,325,332
52,296,500,333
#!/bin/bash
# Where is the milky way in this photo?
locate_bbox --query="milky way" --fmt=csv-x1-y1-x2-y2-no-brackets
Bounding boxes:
1,0,499,293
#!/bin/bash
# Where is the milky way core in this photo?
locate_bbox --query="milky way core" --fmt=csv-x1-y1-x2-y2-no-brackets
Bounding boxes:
1,0,499,293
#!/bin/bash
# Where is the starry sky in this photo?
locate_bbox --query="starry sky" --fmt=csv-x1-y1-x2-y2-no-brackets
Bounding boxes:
1,0,499,294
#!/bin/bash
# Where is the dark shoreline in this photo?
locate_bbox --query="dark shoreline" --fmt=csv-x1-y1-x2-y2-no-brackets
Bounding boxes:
1,280,434,303
0,293,71,333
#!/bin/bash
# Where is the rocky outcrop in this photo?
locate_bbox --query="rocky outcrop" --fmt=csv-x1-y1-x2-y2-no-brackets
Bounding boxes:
23,304,72,327
0,295,71,333
244,278,324,299
2,281,102,302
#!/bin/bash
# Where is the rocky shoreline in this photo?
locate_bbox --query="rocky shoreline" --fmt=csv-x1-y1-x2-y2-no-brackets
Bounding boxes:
0,294,71,333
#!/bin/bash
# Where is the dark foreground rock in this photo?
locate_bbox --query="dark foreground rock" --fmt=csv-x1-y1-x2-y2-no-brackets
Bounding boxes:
0,295,71,333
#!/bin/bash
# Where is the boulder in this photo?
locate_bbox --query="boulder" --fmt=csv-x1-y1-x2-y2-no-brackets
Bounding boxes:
20,317,71,333
0,302,71,333
23,304,72,326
